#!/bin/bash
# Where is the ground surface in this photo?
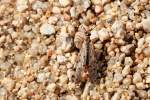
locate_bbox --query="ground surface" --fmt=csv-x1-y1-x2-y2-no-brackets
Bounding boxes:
0,0,150,100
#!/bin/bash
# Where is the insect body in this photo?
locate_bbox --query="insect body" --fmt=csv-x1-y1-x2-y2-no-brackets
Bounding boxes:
75,34,103,83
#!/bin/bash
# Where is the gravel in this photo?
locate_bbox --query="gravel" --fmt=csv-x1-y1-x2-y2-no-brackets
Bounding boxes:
1,0,150,99
40,23,55,35
142,17,150,32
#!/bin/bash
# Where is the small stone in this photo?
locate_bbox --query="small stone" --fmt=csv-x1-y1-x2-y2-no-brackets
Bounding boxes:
37,72,48,82
2,78,15,91
32,1,48,10
90,90,100,99
123,78,131,85
122,65,130,76
14,53,25,64
0,88,7,97
146,75,150,83
136,82,145,89
57,55,67,64
83,0,91,11
147,67,150,73
91,0,101,5
90,30,99,42
113,73,123,82
17,87,28,98
59,0,71,7
94,5,103,14
98,28,110,41
94,41,103,49
111,92,121,100
59,74,68,85
16,0,28,12
46,83,56,93
40,23,55,35
0,35,5,43
145,36,150,46
126,21,134,31
133,72,142,83
111,20,125,38
67,69,74,81
70,7,77,17
120,44,134,55
39,55,48,66
66,95,78,100
48,16,58,24
0,62,11,71
56,33,73,52
124,57,133,66
137,90,148,98
23,25,32,32
143,47,150,57
52,7,61,14
142,17,150,32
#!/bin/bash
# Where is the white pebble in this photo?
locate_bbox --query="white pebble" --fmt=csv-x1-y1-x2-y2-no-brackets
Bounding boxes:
0,88,7,97
98,28,110,41
40,23,55,35
48,16,58,24
57,55,67,64
133,72,142,83
32,1,48,10
37,73,47,82
46,83,56,93
52,7,61,14
111,20,125,38
113,73,123,82
56,33,73,52
59,0,70,7
124,57,133,66
94,41,103,49
142,17,150,32
83,0,91,11
90,30,99,42
70,7,77,17
111,92,121,100
16,0,28,12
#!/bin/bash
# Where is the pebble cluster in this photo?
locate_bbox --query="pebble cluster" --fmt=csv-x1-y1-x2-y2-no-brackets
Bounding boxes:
0,0,150,99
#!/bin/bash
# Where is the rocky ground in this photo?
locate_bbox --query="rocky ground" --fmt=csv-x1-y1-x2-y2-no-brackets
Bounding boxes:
0,0,150,100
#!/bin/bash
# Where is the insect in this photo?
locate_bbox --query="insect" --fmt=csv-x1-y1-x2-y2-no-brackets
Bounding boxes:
74,33,105,83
